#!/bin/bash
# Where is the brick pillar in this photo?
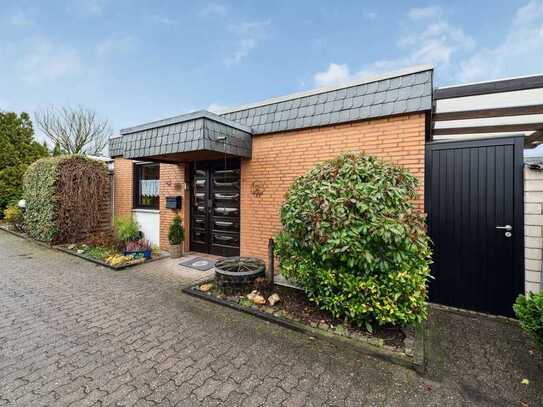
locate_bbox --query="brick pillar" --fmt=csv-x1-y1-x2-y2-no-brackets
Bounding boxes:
159,163,188,251
113,158,133,218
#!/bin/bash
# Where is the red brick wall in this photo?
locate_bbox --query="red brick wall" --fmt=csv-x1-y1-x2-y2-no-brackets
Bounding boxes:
113,158,133,218
240,113,426,259
113,113,426,255
113,159,189,251
159,163,189,251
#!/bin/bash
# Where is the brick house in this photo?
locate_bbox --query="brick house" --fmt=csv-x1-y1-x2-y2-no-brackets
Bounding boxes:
109,64,543,316
109,65,431,261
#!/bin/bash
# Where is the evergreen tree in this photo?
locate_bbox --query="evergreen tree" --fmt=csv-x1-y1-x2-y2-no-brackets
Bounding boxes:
52,141,63,156
0,112,49,214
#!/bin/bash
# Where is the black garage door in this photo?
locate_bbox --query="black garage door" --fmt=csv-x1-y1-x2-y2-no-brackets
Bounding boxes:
425,137,524,316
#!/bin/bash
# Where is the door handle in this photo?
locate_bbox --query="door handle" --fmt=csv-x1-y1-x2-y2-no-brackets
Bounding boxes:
495,225,512,231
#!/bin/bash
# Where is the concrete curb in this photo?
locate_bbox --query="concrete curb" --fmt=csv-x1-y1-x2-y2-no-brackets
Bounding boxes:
428,302,518,325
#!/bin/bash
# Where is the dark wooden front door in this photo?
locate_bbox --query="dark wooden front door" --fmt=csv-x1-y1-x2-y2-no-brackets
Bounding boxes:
190,160,240,257
426,137,524,316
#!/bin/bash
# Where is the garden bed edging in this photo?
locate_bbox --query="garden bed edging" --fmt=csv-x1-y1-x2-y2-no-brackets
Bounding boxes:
182,279,426,373
0,226,169,270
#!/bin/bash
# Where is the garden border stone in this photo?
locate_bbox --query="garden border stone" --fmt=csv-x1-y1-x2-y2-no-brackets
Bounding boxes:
182,279,426,373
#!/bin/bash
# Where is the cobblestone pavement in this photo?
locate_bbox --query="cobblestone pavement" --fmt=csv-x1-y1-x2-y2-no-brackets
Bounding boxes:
0,231,542,406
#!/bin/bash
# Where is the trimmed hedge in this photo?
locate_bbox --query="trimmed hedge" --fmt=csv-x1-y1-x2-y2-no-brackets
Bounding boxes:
23,155,109,243
275,153,432,329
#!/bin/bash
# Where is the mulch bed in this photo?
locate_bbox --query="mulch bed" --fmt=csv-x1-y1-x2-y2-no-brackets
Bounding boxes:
198,281,407,351
185,278,425,371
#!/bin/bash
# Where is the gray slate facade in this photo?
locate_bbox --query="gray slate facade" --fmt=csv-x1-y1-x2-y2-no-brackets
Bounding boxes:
221,70,432,135
109,66,432,158
111,111,252,159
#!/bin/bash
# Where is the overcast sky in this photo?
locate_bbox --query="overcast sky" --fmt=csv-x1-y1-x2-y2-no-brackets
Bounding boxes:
1,0,543,141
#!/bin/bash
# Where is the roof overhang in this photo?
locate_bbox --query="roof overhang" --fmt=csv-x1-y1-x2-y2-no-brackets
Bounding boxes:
110,110,252,160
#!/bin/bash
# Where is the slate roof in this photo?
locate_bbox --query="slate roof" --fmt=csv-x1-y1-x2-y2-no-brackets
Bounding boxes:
220,67,432,134
109,65,433,158
114,111,252,159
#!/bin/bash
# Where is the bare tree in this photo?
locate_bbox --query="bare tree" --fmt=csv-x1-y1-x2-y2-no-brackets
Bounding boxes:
35,106,112,156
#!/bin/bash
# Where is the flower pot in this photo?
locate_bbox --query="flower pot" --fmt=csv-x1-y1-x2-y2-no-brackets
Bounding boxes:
169,244,183,258
124,249,152,260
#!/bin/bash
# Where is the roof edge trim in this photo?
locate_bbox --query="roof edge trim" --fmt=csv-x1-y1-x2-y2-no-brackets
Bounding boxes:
120,109,253,135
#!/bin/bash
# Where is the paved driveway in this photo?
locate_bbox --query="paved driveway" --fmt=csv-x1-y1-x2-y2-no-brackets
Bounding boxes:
0,232,541,406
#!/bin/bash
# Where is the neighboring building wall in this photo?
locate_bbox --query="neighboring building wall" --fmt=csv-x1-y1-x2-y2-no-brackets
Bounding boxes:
524,165,543,294
113,158,134,218
159,163,189,251
92,171,113,236
240,113,426,260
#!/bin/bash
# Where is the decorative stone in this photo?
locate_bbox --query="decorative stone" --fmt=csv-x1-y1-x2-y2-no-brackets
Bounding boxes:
252,295,266,305
267,293,281,306
246,290,258,301
199,283,214,292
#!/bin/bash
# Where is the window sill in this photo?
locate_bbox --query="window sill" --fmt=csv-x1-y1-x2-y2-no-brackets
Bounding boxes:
132,208,160,214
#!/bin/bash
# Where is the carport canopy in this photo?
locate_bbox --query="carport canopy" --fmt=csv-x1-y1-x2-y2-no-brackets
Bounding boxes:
432,73,543,148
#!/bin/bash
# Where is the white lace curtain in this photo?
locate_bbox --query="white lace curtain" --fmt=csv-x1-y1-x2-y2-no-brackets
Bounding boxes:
141,179,160,197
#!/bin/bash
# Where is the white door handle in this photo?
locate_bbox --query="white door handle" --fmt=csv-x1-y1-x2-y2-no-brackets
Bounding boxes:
495,225,512,231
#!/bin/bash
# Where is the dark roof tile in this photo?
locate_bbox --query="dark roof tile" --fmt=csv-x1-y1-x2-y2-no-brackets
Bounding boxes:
111,68,432,157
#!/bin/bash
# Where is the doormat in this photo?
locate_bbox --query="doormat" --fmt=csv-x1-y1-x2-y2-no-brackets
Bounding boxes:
179,257,216,271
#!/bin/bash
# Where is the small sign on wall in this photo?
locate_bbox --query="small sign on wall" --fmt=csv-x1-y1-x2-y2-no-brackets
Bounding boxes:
165,196,182,209
251,181,264,197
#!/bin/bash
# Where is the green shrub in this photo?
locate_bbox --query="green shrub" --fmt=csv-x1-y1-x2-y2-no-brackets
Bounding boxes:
514,292,543,345
23,157,60,241
168,215,184,245
3,204,24,230
275,153,432,329
23,155,108,243
114,216,140,242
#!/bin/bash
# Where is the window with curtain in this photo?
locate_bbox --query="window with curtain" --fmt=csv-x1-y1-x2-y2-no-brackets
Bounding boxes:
134,163,160,209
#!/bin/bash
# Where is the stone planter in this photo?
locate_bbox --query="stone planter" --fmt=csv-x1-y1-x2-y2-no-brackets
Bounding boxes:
215,257,265,293
169,244,183,258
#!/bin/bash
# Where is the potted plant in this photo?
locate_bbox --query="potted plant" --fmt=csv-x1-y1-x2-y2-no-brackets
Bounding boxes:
124,239,153,260
168,215,185,258
114,216,140,242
